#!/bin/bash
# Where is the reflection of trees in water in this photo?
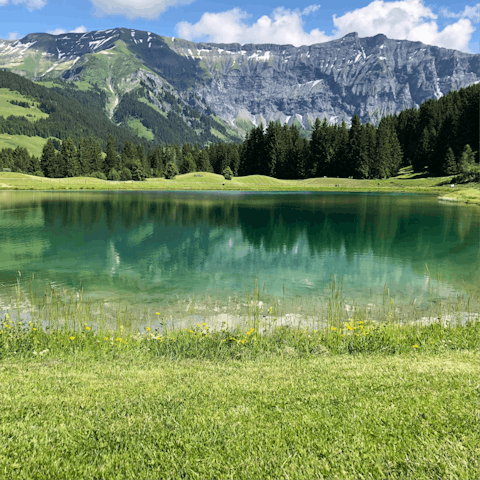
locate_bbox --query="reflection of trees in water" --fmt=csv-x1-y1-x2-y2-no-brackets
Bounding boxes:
2,193,479,291
237,196,480,285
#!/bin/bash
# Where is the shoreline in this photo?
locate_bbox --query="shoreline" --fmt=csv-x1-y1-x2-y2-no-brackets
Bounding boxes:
1,171,479,205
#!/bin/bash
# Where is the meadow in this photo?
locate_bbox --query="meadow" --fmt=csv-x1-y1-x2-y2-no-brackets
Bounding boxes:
0,274,479,479
1,167,479,205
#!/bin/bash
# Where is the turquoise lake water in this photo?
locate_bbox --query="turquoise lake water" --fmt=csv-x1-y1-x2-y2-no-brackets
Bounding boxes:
0,190,479,314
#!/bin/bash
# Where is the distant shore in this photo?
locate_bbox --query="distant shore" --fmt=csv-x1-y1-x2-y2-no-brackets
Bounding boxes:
1,170,479,205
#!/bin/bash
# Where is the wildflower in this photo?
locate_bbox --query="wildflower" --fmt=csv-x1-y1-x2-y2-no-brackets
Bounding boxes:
85,326,91,331
33,351,37,355
105,337,109,341
331,327,336,331
33,328,37,331
346,325,353,331
116,338,122,342
146,327,151,331
70,336,75,340
412,345,419,348
202,323,206,326
156,312,160,315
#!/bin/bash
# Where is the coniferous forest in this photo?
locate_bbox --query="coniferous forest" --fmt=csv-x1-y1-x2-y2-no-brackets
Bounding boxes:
0,72,478,183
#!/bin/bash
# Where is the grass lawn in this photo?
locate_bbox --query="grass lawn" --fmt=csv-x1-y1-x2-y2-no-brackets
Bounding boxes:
0,350,478,479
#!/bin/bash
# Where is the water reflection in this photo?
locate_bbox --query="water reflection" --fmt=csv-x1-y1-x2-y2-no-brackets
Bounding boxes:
0,191,479,308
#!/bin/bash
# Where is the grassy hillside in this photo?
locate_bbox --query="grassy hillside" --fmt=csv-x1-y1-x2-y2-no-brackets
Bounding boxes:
0,88,49,121
0,134,50,158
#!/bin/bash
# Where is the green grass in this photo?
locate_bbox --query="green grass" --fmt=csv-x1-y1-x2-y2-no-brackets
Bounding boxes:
0,88,49,122
0,346,478,479
0,169,479,205
126,118,155,141
0,273,478,478
0,134,50,158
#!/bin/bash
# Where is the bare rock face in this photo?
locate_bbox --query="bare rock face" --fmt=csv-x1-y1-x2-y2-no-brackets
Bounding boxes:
1,29,479,130
170,32,479,128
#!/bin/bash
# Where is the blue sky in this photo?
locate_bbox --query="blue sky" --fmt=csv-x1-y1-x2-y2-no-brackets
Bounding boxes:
1,0,479,52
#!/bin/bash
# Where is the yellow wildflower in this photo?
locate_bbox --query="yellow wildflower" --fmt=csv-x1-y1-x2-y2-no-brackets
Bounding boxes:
412,345,419,348
146,327,151,331
156,312,160,315
331,327,336,331
85,326,91,331
70,336,75,340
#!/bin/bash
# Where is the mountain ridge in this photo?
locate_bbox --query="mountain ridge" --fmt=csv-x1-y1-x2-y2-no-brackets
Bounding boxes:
1,28,479,141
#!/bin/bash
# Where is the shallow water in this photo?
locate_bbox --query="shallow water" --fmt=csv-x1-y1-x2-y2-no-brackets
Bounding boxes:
0,190,479,320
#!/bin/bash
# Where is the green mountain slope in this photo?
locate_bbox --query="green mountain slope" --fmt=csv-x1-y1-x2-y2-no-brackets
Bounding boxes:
0,30,243,146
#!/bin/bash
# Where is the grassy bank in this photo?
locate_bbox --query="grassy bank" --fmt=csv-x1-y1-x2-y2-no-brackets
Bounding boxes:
1,276,479,479
0,349,478,479
1,169,479,205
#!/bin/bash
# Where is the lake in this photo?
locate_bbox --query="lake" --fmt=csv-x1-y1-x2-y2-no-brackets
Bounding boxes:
0,190,479,325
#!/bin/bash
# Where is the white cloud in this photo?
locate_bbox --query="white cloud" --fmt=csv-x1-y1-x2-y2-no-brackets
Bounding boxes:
89,0,194,19
176,0,477,52
6,31,20,40
0,0,47,11
176,5,330,46
332,0,476,51
440,4,480,22
47,26,87,35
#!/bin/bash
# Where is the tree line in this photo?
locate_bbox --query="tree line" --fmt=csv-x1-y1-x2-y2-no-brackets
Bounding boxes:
0,82,478,182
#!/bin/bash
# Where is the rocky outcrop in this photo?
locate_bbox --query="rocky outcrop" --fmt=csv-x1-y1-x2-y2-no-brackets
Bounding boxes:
1,29,479,130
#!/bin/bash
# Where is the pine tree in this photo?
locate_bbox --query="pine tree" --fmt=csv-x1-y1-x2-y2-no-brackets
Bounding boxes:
387,119,403,176
164,161,179,179
77,138,91,176
373,119,391,179
104,135,119,173
457,144,476,174
413,127,434,172
228,145,240,176
121,141,137,170
196,150,211,172
60,137,79,177
89,138,104,173
443,147,457,175
179,154,196,174
348,115,369,178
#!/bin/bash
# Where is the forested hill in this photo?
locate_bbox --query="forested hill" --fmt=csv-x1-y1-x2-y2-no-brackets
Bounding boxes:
0,70,150,151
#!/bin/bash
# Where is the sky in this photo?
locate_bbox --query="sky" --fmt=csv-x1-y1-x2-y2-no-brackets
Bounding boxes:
0,0,479,53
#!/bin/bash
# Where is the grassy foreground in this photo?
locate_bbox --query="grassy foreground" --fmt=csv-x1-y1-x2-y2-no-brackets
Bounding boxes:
1,349,478,480
1,294,479,480
1,168,479,205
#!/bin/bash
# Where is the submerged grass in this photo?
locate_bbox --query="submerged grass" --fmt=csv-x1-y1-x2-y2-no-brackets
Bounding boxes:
1,274,478,360
1,275,479,479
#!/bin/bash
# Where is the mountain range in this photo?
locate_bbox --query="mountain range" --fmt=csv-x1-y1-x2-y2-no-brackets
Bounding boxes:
1,28,479,145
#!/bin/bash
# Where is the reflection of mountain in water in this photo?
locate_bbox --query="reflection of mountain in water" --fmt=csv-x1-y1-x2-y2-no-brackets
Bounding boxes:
0,192,479,301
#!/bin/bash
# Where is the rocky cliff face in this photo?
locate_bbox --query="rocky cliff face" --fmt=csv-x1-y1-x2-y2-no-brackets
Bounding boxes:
1,29,479,131
171,32,480,128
